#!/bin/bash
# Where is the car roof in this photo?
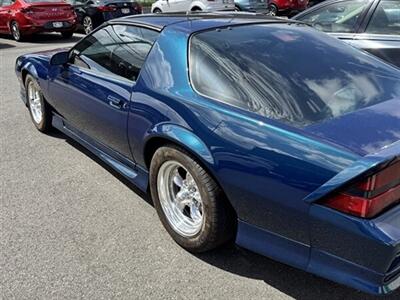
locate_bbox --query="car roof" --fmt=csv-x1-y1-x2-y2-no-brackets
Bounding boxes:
108,13,301,32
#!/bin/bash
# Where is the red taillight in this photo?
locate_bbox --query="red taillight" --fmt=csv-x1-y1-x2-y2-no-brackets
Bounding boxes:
321,161,400,218
98,5,117,12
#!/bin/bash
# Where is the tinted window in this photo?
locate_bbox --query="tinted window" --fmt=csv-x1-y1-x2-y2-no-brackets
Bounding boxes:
189,24,400,127
366,0,400,34
298,0,369,33
73,25,158,81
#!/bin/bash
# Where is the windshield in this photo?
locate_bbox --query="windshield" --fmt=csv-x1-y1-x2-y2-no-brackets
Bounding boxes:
189,23,400,127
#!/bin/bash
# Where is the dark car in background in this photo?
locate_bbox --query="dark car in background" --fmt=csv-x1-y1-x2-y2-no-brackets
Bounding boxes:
267,0,308,16
235,0,267,12
67,0,142,34
293,0,400,67
0,0,77,41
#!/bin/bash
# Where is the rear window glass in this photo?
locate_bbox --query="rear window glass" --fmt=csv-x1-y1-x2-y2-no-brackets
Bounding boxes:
189,23,400,127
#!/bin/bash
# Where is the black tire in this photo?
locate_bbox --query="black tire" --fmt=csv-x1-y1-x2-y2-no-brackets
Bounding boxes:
83,16,93,35
152,8,162,13
25,75,52,132
10,21,23,42
61,31,74,39
149,145,236,253
191,7,202,12
235,5,241,11
268,4,278,16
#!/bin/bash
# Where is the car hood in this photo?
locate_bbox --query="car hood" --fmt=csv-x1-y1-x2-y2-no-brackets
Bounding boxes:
304,98,400,156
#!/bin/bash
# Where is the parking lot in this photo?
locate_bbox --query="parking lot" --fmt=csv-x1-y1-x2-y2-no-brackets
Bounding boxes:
1,33,400,300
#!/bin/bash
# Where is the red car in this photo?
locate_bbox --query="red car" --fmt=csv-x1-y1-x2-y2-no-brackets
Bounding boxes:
0,0,77,41
267,0,309,15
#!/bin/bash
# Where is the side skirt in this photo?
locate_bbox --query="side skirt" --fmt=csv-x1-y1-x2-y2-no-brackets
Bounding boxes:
51,113,149,193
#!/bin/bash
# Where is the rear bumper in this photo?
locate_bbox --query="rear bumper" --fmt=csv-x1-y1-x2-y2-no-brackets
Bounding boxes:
236,202,400,295
308,203,400,294
19,18,77,34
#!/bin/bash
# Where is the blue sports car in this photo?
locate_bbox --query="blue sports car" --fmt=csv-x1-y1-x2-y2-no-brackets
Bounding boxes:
15,13,400,295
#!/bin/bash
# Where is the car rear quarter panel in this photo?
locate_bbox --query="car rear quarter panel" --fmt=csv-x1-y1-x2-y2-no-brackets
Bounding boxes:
131,26,361,251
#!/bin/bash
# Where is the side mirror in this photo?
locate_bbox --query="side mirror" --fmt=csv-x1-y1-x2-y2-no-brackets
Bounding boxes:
50,51,70,66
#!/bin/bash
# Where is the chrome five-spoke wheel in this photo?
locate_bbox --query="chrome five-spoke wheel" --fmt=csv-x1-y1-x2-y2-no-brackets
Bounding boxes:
150,145,235,253
25,75,51,132
27,80,43,124
157,161,204,237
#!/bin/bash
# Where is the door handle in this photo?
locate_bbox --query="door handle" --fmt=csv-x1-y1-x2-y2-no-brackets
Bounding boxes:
107,96,124,109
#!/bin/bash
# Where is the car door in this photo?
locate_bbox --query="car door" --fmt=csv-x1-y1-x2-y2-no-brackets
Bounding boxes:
47,24,159,161
350,0,400,67
294,0,372,42
174,0,192,11
0,0,13,33
159,0,174,12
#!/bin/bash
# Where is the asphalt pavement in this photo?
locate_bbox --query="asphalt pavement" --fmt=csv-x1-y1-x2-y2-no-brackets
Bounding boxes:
1,33,399,300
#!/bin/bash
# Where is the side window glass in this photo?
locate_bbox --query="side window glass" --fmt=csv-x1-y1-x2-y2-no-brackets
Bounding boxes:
366,0,400,35
72,25,158,81
299,0,369,33
109,25,158,81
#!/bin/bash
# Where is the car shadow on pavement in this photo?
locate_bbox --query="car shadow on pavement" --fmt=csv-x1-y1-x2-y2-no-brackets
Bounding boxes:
0,41,15,49
0,33,83,44
47,129,400,300
46,129,153,206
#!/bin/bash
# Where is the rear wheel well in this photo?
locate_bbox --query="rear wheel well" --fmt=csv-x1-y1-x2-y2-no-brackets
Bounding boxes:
191,6,202,11
143,137,237,219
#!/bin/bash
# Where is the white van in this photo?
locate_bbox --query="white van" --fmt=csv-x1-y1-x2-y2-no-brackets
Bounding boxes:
151,0,235,13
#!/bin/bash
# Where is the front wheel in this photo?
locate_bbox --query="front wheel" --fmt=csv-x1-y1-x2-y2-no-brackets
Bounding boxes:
25,75,52,132
61,31,74,39
150,145,236,253
153,8,162,13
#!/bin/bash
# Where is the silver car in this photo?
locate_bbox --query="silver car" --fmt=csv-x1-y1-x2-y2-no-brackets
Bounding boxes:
293,0,400,67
